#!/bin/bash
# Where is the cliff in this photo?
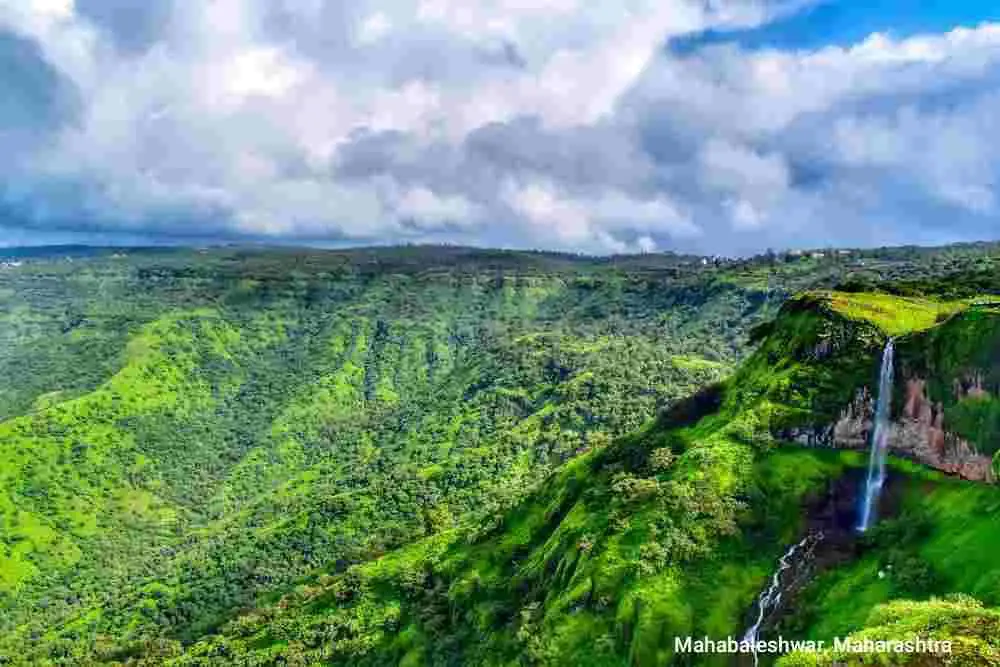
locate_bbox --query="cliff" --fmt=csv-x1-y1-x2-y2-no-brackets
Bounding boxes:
68,289,1000,666
776,298,1000,482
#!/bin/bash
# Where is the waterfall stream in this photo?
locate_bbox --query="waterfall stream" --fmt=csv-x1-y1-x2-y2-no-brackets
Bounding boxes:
857,339,895,533
742,532,823,666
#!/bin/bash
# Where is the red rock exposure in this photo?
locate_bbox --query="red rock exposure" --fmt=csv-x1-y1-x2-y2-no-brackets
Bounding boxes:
903,379,926,420
833,376,995,483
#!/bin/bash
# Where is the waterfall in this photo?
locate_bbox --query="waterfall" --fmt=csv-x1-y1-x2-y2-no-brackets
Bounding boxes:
743,533,823,666
857,339,895,533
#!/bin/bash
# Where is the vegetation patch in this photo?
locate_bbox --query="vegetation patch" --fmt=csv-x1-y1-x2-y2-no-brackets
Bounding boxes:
1,245,999,665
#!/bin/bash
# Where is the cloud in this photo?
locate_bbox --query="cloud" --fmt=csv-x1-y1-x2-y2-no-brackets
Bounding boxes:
502,181,696,252
74,0,173,54
393,186,482,231
698,138,790,229
0,0,998,253
625,22,1000,250
0,29,79,153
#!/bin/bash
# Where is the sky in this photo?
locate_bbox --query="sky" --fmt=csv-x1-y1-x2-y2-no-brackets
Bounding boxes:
1,0,999,255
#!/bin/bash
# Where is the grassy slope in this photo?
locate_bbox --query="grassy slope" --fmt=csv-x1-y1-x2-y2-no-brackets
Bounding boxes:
3,247,1000,665
167,447,863,667
141,292,906,665
780,597,1000,666
0,311,245,593
807,290,977,336
779,461,1000,645
2,255,761,664
156,289,1000,666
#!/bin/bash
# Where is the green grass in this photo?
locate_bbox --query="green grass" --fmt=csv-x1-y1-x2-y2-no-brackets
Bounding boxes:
780,597,1000,666
162,442,861,666
818,291,964,336
671,355,729,372
3,245,1000,665
793,461,1000,643
165,284,988,667
0,311,240,593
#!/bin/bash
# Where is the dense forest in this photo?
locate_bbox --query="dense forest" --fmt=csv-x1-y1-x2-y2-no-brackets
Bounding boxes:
2,243,1000,665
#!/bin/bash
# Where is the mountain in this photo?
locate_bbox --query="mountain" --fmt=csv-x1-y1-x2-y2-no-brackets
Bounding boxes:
1,244,999,665
118,287,999,666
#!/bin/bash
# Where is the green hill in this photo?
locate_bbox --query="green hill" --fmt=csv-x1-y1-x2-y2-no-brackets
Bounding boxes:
2,245,1000,665
131,290,1000,664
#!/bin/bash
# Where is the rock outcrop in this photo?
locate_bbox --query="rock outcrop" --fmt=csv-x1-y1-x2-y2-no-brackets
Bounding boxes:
829,377,995,482
764,297,1000,483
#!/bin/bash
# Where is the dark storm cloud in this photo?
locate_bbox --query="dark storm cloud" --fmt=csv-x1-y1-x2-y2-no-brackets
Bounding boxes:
0,30,78,154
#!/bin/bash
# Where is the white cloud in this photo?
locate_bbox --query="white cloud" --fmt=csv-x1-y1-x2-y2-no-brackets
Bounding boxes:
503,181,697,252
831,97,999,214
28,0,72,20
0,0,998,252
354,11,392,45
727,199,765,230
394,186,481,229
223,46,310,100
699,139,789,200
635,22,1000,140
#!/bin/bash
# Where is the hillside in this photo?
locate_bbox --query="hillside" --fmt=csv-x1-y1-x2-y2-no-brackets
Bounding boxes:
1,245,1000,665
140,288,1000,666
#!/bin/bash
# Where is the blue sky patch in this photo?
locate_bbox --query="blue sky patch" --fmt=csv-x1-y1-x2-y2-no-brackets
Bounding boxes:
671,0,1000,54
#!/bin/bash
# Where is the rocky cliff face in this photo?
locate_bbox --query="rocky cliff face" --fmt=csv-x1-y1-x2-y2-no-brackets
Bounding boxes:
829,378,995,482
777,302,1000,483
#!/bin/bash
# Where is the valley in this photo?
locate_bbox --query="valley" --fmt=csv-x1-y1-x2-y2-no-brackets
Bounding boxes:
1,244,999,665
